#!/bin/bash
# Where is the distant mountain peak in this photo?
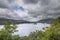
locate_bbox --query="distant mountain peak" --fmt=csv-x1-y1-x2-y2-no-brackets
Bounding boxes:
37,18,54,24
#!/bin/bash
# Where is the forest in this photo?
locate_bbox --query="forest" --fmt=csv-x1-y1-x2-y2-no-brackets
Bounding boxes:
0,17,60,40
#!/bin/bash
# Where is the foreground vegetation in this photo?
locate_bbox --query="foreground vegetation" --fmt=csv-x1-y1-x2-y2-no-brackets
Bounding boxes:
0,17,60,40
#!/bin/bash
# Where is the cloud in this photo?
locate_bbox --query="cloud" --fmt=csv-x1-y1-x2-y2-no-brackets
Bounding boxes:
0,0,9,8
0,0,15,8
0,0,60,21
0,8,29,20
22,0,60,20
22,0,39,4
0,0,29,20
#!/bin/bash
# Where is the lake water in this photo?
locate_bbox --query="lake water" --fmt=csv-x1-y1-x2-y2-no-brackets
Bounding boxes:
0,23,50,36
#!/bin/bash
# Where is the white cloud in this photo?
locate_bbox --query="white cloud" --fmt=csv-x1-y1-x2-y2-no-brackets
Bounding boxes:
0,8,22,20
13,9,29,18
0,0,30,20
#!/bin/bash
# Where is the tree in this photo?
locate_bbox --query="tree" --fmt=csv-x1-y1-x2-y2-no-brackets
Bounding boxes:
27,30,43,40
0,20,19,40
42,17,60,40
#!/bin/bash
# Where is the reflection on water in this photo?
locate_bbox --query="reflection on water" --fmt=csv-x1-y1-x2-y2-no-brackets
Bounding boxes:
16,23,50,36
0,23,49,36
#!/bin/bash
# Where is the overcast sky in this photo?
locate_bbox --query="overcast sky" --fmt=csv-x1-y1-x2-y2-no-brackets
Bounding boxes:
0,0,60,21
0,0,60,36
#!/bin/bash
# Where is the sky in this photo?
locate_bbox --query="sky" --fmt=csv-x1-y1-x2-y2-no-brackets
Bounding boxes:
0,0,60,36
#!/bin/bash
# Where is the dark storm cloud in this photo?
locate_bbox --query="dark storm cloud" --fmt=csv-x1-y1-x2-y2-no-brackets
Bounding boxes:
40,0,50,6
0,0,9,8
23,0,50,5
26,0,60,19
0,0,15,8
8,0,15,3
23,0,39,4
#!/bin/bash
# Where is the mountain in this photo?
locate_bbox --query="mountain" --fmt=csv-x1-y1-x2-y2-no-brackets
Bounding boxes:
37,18,54,24
0,18,54,25
0,18,32,25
